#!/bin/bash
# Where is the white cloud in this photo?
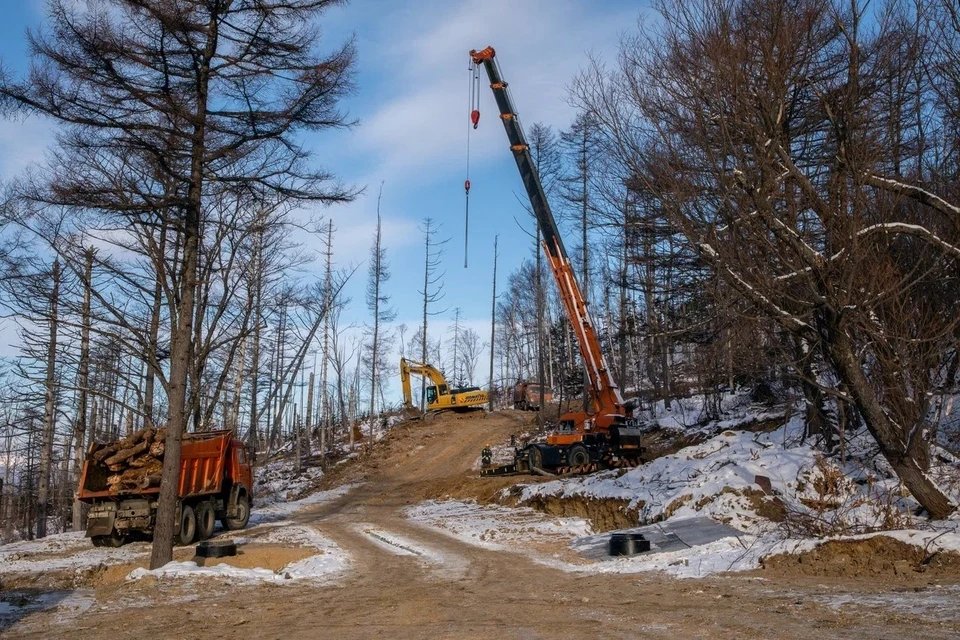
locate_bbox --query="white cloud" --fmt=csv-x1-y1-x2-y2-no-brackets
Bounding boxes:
353,0,638,178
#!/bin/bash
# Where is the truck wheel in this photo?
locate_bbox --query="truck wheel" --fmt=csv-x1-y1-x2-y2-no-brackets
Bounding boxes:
567,444,589,467
175,504,197,545
195,501,216,540
92,532,126,548
223,494,250,531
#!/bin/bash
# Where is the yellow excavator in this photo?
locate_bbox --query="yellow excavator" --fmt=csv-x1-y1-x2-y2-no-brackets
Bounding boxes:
400,357,488,413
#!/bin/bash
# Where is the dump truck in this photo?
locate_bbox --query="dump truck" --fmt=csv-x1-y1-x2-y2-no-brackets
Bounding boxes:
512,381,553,411
78,428,254,547
400,357,488,413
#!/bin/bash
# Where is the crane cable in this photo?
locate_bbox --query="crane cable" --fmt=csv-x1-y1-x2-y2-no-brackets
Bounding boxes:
465,58,481,268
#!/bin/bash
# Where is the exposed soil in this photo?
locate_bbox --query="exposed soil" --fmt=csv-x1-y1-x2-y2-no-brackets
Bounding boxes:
760,536,960,580
514,492,640,532
3,409,959,639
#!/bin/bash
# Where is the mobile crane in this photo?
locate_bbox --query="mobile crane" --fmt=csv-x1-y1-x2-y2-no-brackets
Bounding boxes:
470,46,645,475
400,357,489,413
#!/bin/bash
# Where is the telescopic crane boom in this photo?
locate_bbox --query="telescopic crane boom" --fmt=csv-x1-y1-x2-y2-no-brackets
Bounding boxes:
471,46,642,473
470,46,625,425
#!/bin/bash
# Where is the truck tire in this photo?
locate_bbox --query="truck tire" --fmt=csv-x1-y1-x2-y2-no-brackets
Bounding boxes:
195,501,216,540
92,532,126,548
223,493,250,531
175,504,197,546
567,444,589,466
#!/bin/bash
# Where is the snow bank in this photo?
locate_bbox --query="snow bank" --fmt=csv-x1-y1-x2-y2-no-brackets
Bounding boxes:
254,460,325,505
0,531,149,575
407,500,593,555
249,483,357,526
127,525,350,583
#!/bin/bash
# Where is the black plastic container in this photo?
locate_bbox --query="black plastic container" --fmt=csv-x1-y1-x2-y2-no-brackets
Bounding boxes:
608,532,651,556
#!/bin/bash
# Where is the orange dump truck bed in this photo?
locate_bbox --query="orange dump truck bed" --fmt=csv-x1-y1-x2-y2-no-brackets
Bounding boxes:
78,430,234,501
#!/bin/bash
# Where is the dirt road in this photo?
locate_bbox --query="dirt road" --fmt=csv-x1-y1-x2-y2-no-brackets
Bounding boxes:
4,411,959,639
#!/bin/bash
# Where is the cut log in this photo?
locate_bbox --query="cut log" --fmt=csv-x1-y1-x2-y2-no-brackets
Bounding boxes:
149,441,165,458
104,438,152,467
128,455,161,469
93,444,120,463
137,475,162,490
154,428,167,443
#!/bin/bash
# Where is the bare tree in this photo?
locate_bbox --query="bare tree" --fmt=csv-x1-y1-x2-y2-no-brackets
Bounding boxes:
575,0,958,517
366,185,395,436
1,0,358,565
417,218,448,410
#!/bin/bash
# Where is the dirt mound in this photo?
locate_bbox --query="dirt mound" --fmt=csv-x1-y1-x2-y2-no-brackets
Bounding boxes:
760,535,960,580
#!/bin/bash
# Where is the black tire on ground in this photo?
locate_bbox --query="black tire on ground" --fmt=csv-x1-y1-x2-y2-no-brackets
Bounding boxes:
567,444,589,467
528,446,543,470
196,539,238,558
174,504,197,546
195,500,216,540
223,493,250,531
91,532,126,548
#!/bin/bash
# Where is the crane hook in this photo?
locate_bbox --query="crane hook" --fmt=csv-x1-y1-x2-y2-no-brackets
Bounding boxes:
464,179,471,193
471,109,480,129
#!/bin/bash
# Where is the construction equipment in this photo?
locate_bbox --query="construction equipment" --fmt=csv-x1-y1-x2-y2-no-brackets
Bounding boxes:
400,357,488,413
470,46,645,475
512,380,553,411
78,429,253,547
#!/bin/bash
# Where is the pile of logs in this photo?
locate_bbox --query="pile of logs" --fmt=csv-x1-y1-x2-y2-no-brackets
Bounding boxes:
93,426,168,492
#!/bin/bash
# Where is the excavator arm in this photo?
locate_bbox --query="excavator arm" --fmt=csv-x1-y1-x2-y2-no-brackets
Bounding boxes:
470,46,625,425
399,357,450,407
400,358,415,410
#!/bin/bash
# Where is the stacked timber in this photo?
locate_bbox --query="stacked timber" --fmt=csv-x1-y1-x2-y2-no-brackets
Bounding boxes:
93,426,168,492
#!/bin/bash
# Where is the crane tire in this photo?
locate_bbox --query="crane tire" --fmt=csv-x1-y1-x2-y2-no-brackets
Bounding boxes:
567,444,589,467
528,446,544,470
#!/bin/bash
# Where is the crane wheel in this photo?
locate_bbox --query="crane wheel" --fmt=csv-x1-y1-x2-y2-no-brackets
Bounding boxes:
567,444,589,467
528,446,544,470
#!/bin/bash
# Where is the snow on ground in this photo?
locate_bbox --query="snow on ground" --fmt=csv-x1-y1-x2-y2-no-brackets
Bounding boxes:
127,488,357,584
125,525,350,584
249,483,358,526
0,531,150,576
636,390,784,434
409,394,960,578
254,459,326,505
816,584,960,623
520,411,948,536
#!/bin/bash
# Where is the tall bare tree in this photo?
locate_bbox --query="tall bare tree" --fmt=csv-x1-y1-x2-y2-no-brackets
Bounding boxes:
1,0,358,565
575,0,958,517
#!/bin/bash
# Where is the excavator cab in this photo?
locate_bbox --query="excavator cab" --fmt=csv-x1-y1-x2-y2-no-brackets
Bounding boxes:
425,386,438,405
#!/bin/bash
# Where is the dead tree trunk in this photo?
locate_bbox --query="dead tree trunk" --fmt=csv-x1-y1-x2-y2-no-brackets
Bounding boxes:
72,249,93,531
37,258,60,539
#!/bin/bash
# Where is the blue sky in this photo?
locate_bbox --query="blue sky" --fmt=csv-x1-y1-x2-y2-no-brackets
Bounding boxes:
0,0,649,390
